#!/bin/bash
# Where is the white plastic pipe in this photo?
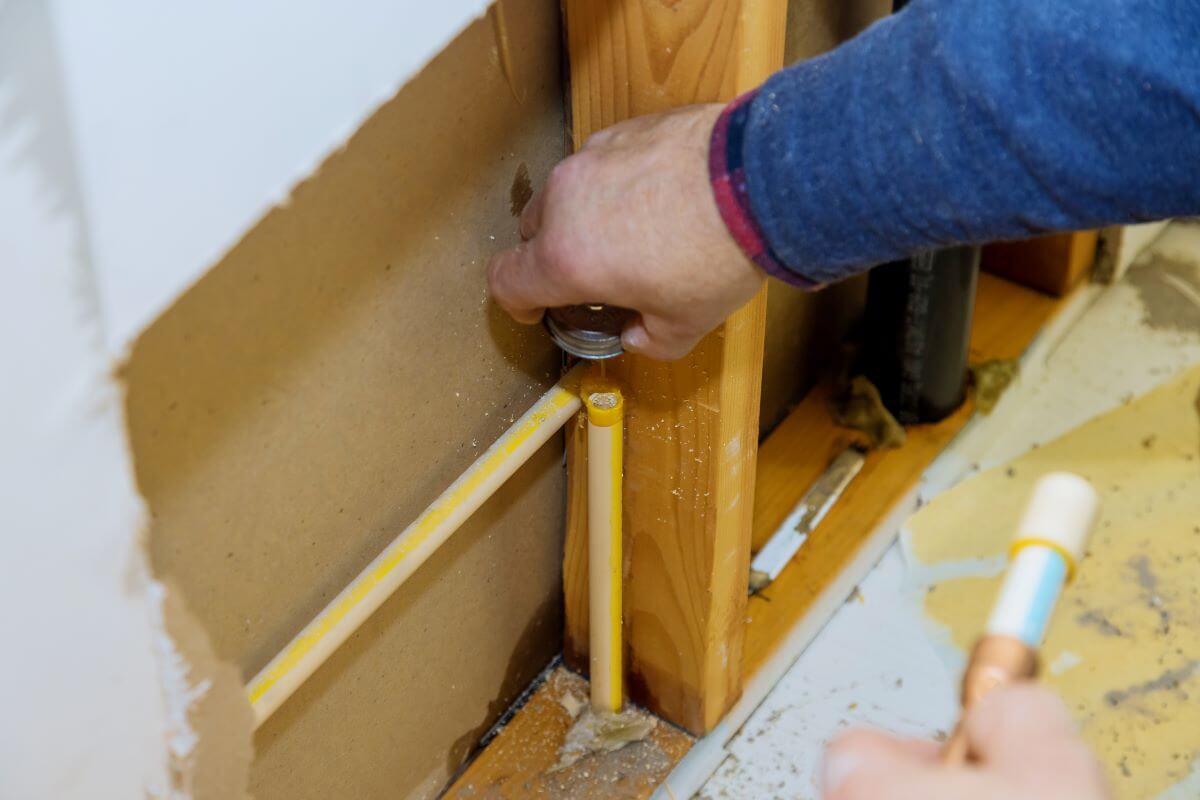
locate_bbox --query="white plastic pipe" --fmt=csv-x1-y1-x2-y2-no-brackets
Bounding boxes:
942,471,1100,764
585,383,624,712
246,363,586,727
986,471,1100,645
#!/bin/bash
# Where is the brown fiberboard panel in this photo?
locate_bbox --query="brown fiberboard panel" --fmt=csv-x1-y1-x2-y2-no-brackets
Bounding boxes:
123,2,569,797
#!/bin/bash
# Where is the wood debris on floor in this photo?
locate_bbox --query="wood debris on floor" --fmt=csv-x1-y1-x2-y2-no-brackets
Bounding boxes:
450,668,692,799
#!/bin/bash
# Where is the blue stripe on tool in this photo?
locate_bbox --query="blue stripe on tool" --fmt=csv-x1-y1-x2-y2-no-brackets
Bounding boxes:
1017,549,1067,646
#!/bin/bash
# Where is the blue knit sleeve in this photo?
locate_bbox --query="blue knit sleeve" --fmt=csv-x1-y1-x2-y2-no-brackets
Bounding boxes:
740,0,1200,286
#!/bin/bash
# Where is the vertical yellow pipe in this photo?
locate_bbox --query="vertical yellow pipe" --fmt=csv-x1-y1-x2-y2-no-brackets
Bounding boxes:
584,379,624,712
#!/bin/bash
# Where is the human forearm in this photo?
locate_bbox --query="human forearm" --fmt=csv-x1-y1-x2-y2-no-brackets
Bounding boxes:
739,0,1200,285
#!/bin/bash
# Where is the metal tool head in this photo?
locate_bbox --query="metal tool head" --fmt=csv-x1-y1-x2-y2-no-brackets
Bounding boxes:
544,304,634,360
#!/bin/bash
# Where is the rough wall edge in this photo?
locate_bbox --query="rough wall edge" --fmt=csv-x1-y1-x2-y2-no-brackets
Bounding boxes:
85,2,496,356
0,6,255,790
1,10,175,793
146,580,255,799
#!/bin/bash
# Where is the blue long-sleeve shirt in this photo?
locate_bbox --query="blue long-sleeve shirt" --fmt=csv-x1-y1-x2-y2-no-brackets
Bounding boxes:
735,0,1200,286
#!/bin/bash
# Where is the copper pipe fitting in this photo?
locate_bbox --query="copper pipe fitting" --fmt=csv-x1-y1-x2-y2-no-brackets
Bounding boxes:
942,634,1038,765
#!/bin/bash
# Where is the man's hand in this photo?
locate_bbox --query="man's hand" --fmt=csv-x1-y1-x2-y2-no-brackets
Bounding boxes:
823,686,1111,800
486,105,764,360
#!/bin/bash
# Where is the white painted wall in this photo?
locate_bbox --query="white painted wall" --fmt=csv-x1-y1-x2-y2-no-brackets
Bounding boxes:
0,4,170,796
1,2,489,796
49,0,490,353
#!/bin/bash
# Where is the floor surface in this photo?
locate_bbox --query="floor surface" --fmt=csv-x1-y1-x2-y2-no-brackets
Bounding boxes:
700,222,1200,800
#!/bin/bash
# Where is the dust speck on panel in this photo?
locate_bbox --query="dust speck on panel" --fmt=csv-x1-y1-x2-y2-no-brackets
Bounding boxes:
510,162,533,217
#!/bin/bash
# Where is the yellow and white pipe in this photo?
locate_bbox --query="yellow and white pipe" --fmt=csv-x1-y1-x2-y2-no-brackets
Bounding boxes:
246,363,587,727
584,377,624,712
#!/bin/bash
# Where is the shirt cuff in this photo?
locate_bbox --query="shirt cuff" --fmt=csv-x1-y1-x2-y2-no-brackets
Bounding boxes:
709,90,820,289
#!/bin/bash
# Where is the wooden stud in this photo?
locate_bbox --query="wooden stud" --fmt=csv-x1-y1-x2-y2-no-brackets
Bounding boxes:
981,230,1100,297
560,0,788,734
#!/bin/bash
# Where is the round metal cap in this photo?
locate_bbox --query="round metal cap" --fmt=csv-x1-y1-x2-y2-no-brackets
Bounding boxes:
544,304,634,360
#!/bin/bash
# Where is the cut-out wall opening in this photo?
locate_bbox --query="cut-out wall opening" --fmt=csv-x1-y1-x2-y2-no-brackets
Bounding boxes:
121,0,887,796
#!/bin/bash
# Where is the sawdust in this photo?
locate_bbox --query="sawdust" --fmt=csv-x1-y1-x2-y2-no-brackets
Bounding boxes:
747,569,772,594
554,692,658,771
832,375,906,449
589,391,618,410
558,688,587,720
969,358,1020,415
446,668,690,799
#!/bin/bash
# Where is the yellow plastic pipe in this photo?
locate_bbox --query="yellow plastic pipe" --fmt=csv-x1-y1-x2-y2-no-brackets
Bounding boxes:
247,363,587,727
584,377,624,712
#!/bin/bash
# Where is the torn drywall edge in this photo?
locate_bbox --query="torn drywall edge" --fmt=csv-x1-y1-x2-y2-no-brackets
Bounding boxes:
150,584,210,767
149,582,255,800
45,1,494,355
1,19,251,794
0,36,173,798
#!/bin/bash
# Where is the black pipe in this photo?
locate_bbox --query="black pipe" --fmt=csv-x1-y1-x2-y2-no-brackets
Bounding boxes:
859,0,981,424
861,247,980,424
